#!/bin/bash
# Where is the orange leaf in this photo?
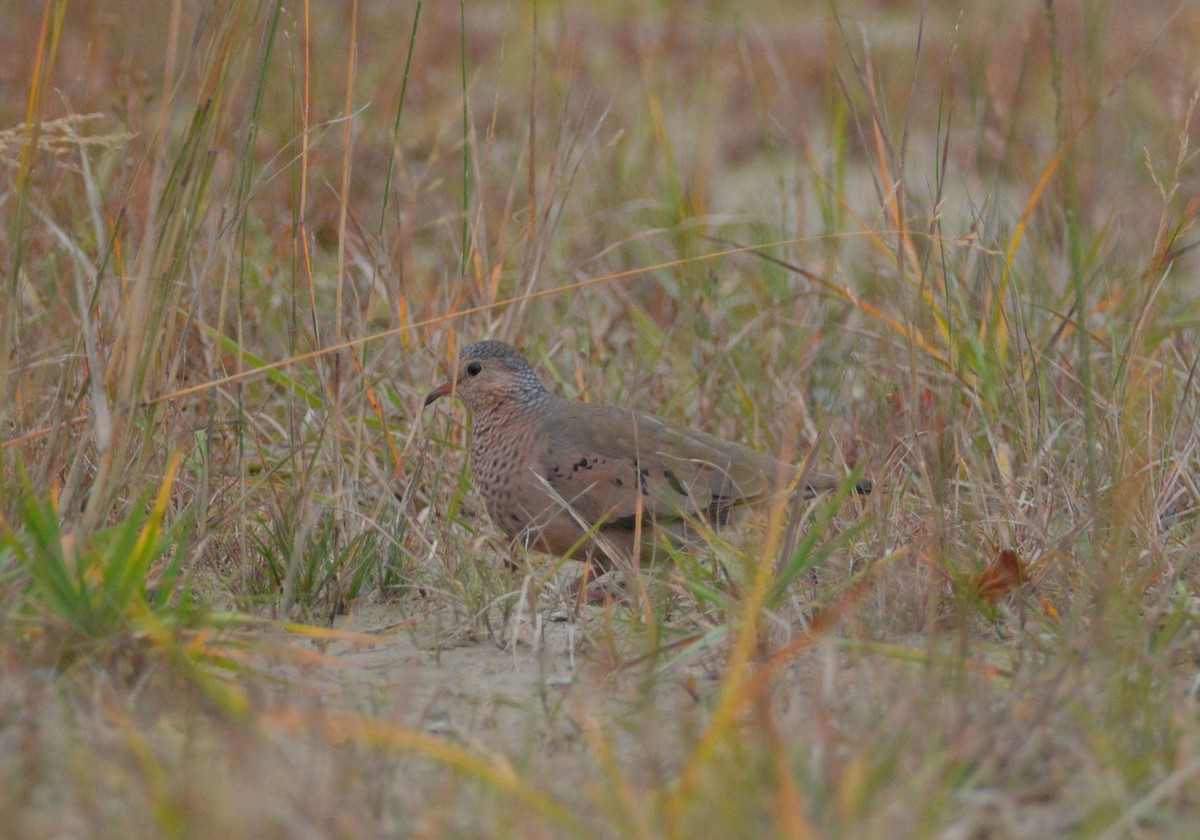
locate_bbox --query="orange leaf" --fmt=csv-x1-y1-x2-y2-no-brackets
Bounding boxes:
976,549,1026,605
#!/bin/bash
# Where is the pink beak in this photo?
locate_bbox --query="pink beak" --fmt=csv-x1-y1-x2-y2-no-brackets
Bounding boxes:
424,381,454,407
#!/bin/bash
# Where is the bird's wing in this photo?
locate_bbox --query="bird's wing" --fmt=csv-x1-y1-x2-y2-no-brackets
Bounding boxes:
538,402,784,527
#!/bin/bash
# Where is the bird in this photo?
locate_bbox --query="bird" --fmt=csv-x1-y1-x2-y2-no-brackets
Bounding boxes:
424,341,870,574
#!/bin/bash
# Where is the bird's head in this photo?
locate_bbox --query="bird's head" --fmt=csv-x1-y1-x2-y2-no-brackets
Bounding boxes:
424,341,549,413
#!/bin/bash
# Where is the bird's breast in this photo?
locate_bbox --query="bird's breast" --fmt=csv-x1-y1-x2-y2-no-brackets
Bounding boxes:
469,414,547,537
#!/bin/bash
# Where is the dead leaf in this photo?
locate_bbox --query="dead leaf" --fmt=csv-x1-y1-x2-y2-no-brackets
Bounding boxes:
976,548,1026,605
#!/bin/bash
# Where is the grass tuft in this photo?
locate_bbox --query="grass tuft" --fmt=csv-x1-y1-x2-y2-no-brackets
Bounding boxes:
3,1,1200,836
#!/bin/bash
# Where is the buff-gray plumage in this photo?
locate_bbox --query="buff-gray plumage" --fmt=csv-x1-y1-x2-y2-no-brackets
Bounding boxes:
425,341,870,566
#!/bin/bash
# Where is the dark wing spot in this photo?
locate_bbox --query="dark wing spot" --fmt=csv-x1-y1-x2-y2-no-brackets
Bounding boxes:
663,469,686,496
607,514,640,531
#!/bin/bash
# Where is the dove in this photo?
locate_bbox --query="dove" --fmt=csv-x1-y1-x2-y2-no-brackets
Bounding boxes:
425,341,870,571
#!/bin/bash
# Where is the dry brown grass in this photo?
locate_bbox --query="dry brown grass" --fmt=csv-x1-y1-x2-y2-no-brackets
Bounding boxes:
3,0,1200,837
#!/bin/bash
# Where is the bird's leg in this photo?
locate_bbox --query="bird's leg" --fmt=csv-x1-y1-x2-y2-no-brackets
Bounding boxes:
569,551,622,608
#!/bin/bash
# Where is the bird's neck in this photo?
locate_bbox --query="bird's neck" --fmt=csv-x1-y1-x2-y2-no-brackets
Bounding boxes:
470,388,552,430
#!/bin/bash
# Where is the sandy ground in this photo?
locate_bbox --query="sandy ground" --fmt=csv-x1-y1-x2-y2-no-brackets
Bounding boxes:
248,597,719,771
238,602,1081,838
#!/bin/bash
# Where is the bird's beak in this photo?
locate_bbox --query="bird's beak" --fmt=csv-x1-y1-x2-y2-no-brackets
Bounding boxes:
424,381,453,407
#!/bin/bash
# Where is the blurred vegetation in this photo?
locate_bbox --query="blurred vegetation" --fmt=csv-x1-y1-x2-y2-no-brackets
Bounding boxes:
2,0,1200,837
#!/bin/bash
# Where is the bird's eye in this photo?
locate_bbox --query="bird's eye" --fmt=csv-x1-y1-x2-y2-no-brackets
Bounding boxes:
465,361,483,377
